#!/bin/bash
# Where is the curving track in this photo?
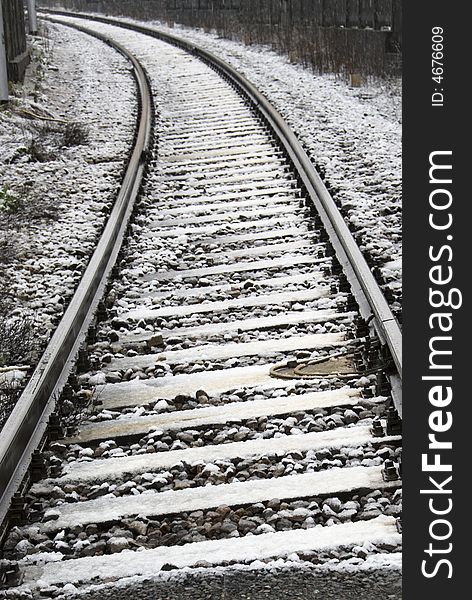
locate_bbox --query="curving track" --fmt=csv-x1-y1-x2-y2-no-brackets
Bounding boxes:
0,13,402,598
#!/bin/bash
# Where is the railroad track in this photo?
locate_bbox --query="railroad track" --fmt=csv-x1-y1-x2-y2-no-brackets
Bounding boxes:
0,13,402,598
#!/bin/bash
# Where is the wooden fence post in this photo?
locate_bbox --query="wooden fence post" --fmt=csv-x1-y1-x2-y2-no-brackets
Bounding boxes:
26,0,38,35
3,0,28,83
391,0,402,49
346,0,360,27
0,0,9,102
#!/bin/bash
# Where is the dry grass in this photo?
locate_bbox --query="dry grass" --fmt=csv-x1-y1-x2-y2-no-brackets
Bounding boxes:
41,1,402,78
0,295,38,431
62,121,90,147
0,281,38,368
8,120,89,165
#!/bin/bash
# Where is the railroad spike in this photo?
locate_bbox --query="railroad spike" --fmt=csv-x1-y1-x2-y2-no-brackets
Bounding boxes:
49,412,65,441
77,348,91,372
382,459,400,482
376,371,391,396
371,417,385,437
8,494,27,524
30,449,47,482
0,560,24,587
386,406,402,436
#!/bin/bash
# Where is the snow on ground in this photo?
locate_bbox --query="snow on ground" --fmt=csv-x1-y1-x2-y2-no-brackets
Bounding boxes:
48,14,401,307
39,465,397,532
127,16,402,304
56,424,396,483
0,23,136,426
11,555,400,600
23,515,399,587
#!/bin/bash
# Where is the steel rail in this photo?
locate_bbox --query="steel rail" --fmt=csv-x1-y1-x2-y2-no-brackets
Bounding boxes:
0,19,153,527
0,9,402,528
41,10,402,415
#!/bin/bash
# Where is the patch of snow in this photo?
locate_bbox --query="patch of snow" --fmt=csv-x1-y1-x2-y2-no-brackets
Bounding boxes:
24,516,400,586
42,465,397,533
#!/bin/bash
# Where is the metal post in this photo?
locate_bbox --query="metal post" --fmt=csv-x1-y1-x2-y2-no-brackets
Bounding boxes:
27,0,38,35
0,0,8,103
391,0,402,49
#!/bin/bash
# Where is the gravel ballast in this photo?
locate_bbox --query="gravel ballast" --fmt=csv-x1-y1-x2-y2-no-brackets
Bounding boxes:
0,23,137,429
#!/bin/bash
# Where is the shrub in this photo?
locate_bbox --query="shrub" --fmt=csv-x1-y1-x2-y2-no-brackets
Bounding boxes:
0,186,22,214
62,122,89,147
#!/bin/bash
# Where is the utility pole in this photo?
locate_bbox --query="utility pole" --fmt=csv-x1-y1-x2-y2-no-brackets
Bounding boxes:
0,0,9,103
27,0,38,35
